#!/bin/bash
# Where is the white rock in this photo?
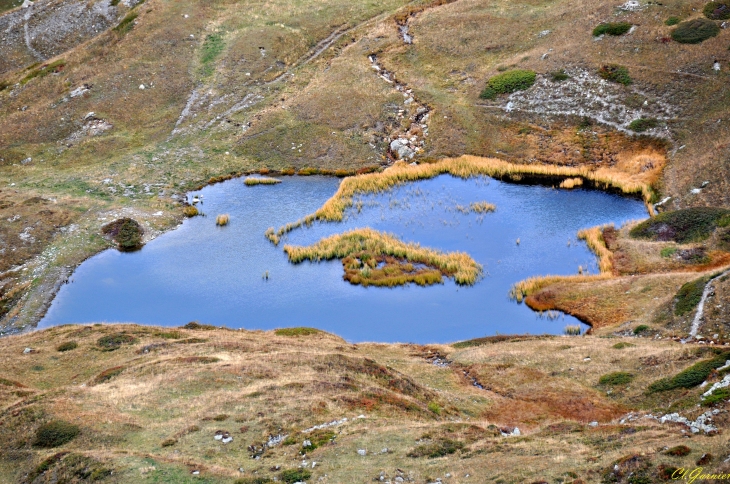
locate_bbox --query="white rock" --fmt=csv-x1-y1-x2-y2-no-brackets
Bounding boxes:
589,421,598,427
139,84,145,90
23,347,32,354
357,449,367,456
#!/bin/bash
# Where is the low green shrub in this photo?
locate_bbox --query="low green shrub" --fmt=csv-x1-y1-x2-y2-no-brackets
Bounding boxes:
280,469,312,483
704,1,730,20
97,332,138,349
102,218,144,251
665,445,691,457
593,22,632,36
34,421,81,448
648,351,730,392
665,16,681,26
660,246,677,258
702,387,730,406
633,325,650,334
671,18,720,44
161,438,177,447
181,321,217,330
599,372,634,385
93,366,125,384
407,438,465,458
550,69,570,81
212,414,229,421
629,207,730,243
613,342,635,349
428,401,442,415
235,478,272,484
20,59,66,85
598,64,632,85
480,69,536,99
628,118,659,132
675,276,710,316
56,341,78,352
114,11,138,34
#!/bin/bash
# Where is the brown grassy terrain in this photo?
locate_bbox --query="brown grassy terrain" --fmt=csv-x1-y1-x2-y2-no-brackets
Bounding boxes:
2,324,730,483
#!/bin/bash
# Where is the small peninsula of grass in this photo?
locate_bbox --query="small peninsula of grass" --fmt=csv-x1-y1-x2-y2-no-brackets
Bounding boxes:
244,176,282,186
284,228,482,287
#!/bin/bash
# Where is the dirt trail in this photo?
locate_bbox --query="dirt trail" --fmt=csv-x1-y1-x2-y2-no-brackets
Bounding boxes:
690,268,730,338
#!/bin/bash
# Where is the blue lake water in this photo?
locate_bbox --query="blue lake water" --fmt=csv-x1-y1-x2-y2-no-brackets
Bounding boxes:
38,175,648,343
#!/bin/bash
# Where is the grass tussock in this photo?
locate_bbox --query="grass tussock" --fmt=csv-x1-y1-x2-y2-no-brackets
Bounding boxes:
244,177,282,186
56,341,78,352
183,205,199,217
274,156,657,239
284,228,482,286
113,11,138,34
33,421,80,448
265,227,280,245
564,325,582,336
469,201,496,213
578,225,614,274
480,69,536,99
628,118,659,133
559,177,583,189
598,64,632,85
216,214,230,226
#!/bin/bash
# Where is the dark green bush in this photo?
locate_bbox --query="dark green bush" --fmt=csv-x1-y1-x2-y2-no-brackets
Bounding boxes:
593,22,632,36
235,478,272,484
407,438,465,458
550,69,570,81
675,276,709,316
212,414,229,421
480,69,536,99
599,372,634,385
704,1,730,20
633,325,650,334
97,332,138,349
56,341,78,352
598,64,632,85
628,118,659,132
102,218,144,251
665,445,691,456
648,352,730,392
181,321,217,330
34,421,81,448
280,469,312,483
671,18,720,44
630,207,730,243
20,59,66,85
665,16,681,26
702,387,730,406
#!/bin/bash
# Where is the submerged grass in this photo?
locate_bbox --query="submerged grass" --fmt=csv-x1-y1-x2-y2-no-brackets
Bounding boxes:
284,228,482,286
469,201,496,213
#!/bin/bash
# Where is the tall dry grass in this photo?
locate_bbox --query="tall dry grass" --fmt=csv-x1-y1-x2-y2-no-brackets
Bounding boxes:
215,214,230,226
578,225,615,274
283,228,483,285
268,156,656,243
244,177,281,186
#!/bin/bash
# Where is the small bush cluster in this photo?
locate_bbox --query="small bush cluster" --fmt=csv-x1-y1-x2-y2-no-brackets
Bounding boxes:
274,327,321,336
593,22,632,36
93,366,125,384
34,421,81,448
613,342,635,349
665,445,691,457
704,1,730,20
20,59,66,85
280,469,312,483
97,332,138,350
598,64,632,85
671,18,720,44
102,218,144,251
675,276,709,316
183,205,199,217
703,387,730,406
660,246,677,258
480,70,536,99
630,207,730,243
628,118,659,132
665,16,681,26
599,372,634,385
550,69,570,81
181,321,217,330
633,325,650,334
564,325,582,336
648,351,730,392
56,341,78,352
113,11,138,34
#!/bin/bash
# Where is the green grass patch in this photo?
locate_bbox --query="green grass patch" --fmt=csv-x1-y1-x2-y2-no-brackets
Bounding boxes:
200,33,225,77
671,18,720,44
480,70,536,99
599,372,635,385
33,421,81,448
235,478,273,484
56,341,78,352
114,11,138,34
612,342,635,349
633,325,650,335
660,246,677,258
675,276,709,316
702,387,730,406
628,118,659,132
598,64,632,85
274,327,321,337
704,1,730,20
20,60,66,85
97,332,138,349
428,401,442,415
593,22,632,36
630,207,730,243
648,351,730,392
665,16,681,26
407,438,465,458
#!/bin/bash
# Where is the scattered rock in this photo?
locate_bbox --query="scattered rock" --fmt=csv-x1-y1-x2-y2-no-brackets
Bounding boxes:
357,449,367,456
